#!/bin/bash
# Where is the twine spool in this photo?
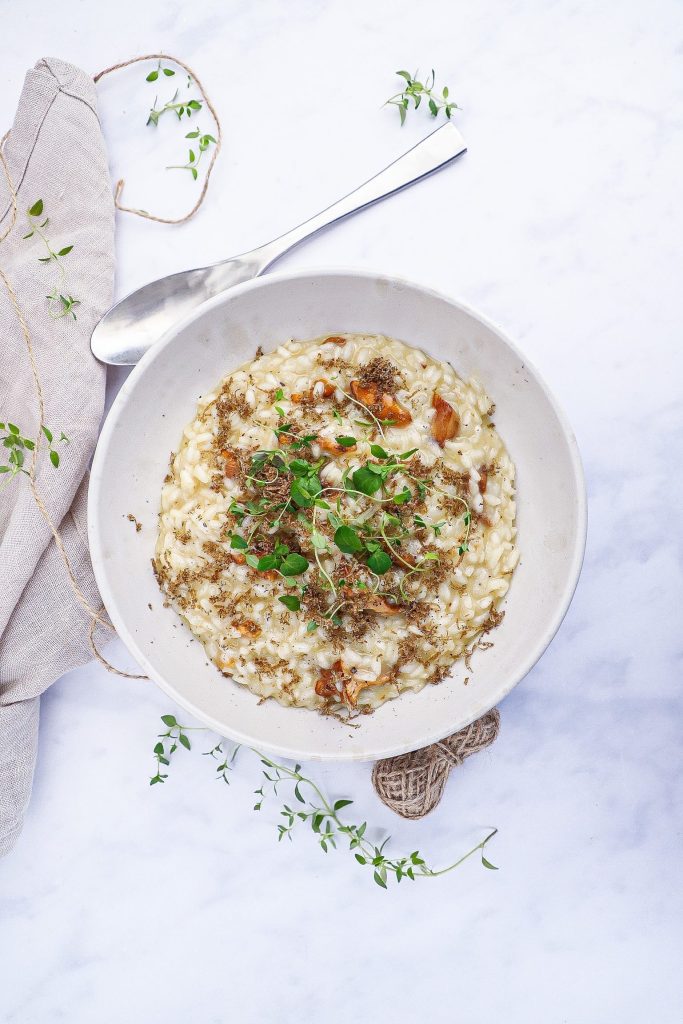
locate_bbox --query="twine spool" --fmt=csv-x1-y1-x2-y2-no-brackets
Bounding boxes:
372,709,500,819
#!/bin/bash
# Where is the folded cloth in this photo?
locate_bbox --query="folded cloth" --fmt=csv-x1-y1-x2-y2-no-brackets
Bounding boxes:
0,58,115,855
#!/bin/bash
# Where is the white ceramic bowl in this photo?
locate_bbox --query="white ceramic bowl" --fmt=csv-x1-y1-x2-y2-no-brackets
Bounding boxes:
89,269,586,761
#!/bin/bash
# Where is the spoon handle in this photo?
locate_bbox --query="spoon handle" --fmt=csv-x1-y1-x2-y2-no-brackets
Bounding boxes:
252,122,467,270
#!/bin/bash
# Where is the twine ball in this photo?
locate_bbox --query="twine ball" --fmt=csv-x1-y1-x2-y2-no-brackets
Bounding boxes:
371,709,500,819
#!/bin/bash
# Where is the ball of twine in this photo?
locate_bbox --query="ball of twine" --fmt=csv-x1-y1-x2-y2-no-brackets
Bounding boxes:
372,709,500,819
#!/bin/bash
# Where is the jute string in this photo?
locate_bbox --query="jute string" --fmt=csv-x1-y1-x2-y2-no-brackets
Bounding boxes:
93,53,222,224
372,709,500,818
0,135,144,677
0,53,221,676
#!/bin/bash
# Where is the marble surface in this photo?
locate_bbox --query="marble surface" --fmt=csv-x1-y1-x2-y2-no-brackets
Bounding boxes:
1,1,682,1021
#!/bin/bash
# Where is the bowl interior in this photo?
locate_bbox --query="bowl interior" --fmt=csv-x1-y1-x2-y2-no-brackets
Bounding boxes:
89,270,585,761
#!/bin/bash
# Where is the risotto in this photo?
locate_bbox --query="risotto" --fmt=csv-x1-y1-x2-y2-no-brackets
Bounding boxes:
154,333,519,715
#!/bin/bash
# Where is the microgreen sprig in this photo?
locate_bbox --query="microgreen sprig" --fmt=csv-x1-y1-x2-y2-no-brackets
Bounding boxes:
150,715,499,887
414,513,446,537
386,69,460,126
225,410,471,626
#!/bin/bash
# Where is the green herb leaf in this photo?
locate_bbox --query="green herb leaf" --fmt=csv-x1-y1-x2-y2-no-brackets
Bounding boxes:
230,534,248,550
280,552,309,577
278,595,301,611
367,549,392,574
335,436,357,448
352,466,383,496
290,479,313,508
28,199,43,217
334,525,364,554
161,714,177,727
370,444,389,459
256,554,279,572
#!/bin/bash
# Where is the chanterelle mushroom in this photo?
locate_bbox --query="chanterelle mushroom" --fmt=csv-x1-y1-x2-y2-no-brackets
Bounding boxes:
339,585,401,616
349,380,412,427
343,672,391,708
292,378,335,403
319,435,357,456
363,593,401,615
379,393,412,427
431,392,459,446
314,659,344,699
221,449,240,477
233,618,261,638
315,660,391,708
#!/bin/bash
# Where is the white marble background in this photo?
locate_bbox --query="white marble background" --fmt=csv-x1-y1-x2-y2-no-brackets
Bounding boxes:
1,0,682,1021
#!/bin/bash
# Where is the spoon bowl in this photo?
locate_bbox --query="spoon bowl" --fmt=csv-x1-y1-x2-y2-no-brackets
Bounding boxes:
91,123,468,365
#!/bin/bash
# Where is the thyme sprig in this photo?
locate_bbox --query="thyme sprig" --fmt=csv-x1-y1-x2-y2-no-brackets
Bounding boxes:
150,714,205,784
23,200,80,319
145,60,176,83
144,62,217,181
386,69,460,126
146,88,202,127
150,715,499,887
203,741,239,784
0,422,68,489
167,127,217,180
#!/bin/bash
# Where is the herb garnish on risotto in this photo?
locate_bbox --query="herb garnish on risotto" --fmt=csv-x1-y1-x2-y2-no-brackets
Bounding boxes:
154,333,519,716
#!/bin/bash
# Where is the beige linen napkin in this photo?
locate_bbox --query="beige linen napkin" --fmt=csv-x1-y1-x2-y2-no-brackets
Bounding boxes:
0,58,115,855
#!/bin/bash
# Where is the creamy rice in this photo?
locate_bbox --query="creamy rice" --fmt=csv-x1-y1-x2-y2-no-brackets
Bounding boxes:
154,333,518,715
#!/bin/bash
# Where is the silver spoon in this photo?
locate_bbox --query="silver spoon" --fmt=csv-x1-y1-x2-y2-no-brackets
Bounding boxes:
91,122,467,365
